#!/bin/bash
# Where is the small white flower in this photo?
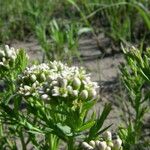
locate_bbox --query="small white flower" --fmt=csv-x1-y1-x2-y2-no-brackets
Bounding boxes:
40,73,46,82
95,140,100,148
113,138,122,150
103,131,112,141
105,146,111,150
51,87,60,96
88,89,97,99
5,45,10,52
24,85,31,91
107,141,114,147
72,77,81,89
79,90,88,100
50,80,58,86
82,142,93,150
0,51,5,57
24,92,31,96
0,62,4,66
11,55,16,61
59,78,68,87
46,88,50,92
2,57,6,62
72,90,78,97
98,141,107,150
41,94,49,100
32,82,37,88
67,85,73,94
30,74,37,82
89,140,95,148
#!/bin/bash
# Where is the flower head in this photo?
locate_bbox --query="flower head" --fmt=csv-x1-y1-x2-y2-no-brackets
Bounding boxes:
17,61,99,107
0,45,18,68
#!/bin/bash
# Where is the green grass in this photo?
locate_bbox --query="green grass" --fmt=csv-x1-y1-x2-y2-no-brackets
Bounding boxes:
0,0,150,42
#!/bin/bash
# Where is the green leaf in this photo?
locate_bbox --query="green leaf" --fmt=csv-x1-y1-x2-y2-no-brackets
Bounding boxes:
77,120,95,132
96,124,113,136
56,123,72,137
88,103,111,140
15,48,28,73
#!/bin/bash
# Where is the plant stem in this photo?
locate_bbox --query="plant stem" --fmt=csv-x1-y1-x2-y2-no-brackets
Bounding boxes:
68,137,74,150
48,134,59,150
19,129,27,150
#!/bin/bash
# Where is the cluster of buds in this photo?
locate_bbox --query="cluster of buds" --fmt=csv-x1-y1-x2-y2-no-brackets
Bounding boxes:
18,63,50,96
17,61,99,106
82,131,123,150
39,61,99,104
0,45,18,68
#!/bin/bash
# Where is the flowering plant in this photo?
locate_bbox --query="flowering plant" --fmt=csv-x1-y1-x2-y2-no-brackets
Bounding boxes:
0,46,112,150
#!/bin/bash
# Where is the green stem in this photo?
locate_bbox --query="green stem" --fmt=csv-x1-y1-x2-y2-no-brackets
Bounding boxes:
0,119,3,137
68,137,75,150
19,129,27,150
48,134,59,150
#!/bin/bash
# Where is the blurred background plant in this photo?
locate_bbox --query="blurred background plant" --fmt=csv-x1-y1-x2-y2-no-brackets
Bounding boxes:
36,20,80,63
118,46,150,150
0,0,150,59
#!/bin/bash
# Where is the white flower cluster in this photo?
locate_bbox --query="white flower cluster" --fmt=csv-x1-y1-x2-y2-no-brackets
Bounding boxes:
18,61,99,104
18,63,50,96
0,45,18,68
40,61,99,103
82,131,123,150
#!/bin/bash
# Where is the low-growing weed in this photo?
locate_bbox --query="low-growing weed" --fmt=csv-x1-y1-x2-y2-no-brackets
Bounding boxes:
119,45,150,149
0,46,112,150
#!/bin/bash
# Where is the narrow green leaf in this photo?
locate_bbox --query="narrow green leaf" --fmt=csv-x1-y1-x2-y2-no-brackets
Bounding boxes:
77,120,95,132
88,103,111,139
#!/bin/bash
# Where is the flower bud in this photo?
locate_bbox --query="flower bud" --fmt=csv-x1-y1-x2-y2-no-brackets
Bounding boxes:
105,146,111,150
24,85,31,91
41,94,49,100
46,88,50,92
0,51,5,57
32,82,37,88
6,49,13,58
30,74,37,82
51,87,60,96
2,57,6,62
67,86,73,94
89,140,95,148
72,90,78,97
95,140,100,147
40,73,46,82
60,78,68,87
113,138,122,150
103,131,112,141
79,90,88,100
98,141,107,150
107,141,114,147
0,62,4,66
72,77,81,89
5,45,9,52
51,80,58,86
88,89,97,99
24,91,30,96
10,55,16,61
82,142,93,150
